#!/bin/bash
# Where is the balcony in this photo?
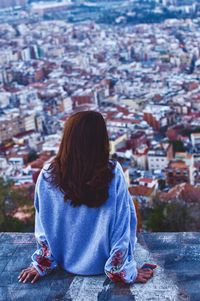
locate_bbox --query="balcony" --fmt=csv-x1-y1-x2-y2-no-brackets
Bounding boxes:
0,232,199,300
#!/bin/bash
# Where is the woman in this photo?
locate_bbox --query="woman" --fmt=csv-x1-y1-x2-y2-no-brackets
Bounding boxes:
18,110,154,285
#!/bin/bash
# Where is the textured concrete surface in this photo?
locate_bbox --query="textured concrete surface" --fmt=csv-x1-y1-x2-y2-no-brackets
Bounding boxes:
139,232,200,301
0,232,198,301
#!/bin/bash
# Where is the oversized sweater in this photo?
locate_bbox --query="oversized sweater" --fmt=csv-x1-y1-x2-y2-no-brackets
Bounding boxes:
30,160,138,284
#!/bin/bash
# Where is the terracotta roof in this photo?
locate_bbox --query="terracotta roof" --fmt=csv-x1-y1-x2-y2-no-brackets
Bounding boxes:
14,130,35,139
139,177,153,184
159,183,200,203
30,152,52,169
13,183,34,189
129,185,155,197
168,160,188,169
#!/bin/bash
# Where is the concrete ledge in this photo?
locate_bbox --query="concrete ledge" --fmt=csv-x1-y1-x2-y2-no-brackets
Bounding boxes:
1,232,199,300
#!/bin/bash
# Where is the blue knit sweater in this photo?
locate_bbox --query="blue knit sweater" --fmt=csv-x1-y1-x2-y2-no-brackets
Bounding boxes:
30,160,138,284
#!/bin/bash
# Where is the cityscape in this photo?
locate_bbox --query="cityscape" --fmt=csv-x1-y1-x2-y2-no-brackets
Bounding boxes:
1,0,200,232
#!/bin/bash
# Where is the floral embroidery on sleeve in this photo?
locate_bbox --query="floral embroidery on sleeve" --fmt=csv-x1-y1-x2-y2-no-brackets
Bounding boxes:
105,251,127,284
31,238,58,276
104,163,138,285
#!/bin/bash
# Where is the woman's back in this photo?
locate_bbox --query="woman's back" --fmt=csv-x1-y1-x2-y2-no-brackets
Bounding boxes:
34,160,137,278
18,111,155,285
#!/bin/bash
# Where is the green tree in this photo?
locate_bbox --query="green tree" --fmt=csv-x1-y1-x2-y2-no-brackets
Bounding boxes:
164,202,189,232
0,178,34,232
158,179,166,190
144,199,192,232
27,149,38,163
172,140,186,153
145,201,166,232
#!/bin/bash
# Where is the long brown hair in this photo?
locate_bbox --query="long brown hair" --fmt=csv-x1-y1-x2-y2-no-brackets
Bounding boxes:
44,110,116,208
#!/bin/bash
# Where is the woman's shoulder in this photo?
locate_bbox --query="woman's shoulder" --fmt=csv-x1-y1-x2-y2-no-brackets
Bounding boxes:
108,160,125,189
34,162,52,187
109,159,123,174
42,161,52,174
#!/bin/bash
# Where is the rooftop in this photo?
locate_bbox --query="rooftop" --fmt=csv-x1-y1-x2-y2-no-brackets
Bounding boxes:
0,232,199,300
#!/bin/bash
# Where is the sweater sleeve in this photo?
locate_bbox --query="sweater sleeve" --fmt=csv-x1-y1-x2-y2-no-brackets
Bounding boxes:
104,163,138,284
30,172,58,277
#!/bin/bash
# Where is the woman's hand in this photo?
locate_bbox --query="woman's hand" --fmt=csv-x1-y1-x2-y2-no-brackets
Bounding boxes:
18,266,41,284
135,268,154,283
